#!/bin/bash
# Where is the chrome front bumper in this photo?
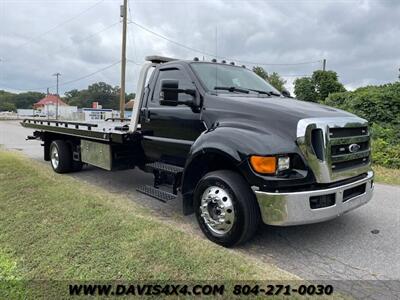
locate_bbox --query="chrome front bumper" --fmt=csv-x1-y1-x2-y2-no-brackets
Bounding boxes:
255,171,374,226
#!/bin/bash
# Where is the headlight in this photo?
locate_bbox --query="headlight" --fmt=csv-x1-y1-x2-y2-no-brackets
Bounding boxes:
250,155,290,175
277,156,290,172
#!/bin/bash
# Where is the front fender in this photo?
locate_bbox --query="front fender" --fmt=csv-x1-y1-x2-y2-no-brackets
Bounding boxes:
186,125,313,192
189,125,298,162
180,125,312,215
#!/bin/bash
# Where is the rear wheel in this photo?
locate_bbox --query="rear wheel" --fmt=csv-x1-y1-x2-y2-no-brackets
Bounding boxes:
194,170,260,247
50,140,73,173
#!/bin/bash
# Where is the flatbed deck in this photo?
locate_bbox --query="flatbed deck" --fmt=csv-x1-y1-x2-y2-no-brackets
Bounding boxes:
21,118,138,143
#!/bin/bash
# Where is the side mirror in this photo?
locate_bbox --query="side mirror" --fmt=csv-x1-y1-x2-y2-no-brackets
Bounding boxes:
160,79,196,107
160,79,179,106
281,90,292,98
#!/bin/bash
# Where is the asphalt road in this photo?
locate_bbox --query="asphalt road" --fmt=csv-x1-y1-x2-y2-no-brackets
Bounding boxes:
1,120,399,284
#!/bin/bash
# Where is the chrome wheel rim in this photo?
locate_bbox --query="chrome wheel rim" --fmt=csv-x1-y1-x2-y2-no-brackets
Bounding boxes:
51,146,59,169
200,186,235,235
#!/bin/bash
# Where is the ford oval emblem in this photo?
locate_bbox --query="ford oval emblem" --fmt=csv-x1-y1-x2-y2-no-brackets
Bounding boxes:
348,143,361,153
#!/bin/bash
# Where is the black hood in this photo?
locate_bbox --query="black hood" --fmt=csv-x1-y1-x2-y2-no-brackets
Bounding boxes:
202,94,357,141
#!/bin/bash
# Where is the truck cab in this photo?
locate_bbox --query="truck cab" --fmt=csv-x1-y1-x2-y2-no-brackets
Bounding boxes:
22,56,374,247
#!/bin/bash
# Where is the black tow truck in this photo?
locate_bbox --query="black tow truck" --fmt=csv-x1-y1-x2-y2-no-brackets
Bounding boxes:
22,56,374,247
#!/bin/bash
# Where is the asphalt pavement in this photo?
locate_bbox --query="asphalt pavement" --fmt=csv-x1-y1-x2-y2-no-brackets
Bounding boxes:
1,120,399,285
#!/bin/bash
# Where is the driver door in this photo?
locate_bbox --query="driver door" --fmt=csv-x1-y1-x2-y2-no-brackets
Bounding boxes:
140,65,205,166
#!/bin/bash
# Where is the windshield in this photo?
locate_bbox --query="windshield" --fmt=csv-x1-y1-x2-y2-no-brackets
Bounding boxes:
190,62,279,94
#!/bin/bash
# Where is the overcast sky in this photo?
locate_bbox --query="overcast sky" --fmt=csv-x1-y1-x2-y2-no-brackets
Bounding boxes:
0,0,399,95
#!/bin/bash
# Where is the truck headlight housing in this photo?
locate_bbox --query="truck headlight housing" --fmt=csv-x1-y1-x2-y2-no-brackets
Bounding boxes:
250,155,290,175
277,156,290,172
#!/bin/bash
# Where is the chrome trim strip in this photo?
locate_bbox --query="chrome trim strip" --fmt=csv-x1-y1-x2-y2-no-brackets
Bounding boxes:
330,134,370,145
143,136,194,145
331,149,370,163
255,171,374,226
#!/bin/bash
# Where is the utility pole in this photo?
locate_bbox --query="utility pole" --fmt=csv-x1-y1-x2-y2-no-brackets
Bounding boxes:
53,72,61,120
322,59,326,71
119,0,128,120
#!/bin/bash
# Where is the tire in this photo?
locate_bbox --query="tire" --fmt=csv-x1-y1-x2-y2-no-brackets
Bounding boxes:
49,140,73,173
194,170,261,247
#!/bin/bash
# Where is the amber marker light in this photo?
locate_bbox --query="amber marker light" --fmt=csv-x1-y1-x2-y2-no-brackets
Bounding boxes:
250,156,277,174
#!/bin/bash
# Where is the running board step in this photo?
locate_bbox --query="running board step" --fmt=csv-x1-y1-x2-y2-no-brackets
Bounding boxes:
136,185,177,202
146,162,183,174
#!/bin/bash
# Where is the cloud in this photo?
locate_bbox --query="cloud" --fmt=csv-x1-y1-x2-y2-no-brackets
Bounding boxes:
0,0,399,95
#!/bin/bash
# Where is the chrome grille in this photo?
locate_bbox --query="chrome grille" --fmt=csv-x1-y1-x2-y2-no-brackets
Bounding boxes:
329,127,370,172
297,117,372,183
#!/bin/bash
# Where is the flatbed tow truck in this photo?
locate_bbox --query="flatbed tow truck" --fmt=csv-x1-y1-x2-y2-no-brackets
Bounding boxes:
22,56,374,246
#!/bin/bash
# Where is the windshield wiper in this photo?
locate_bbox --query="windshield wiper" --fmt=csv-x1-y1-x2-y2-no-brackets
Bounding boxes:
247,88,281,97
269,91,281,97
214,86,281,97
214,86,249,94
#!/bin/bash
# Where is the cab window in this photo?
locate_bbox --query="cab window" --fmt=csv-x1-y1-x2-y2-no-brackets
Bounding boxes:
151,68,195,105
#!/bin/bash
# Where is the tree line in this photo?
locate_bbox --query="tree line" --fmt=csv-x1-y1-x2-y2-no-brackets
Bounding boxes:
0,82,134,112
253,65,399,169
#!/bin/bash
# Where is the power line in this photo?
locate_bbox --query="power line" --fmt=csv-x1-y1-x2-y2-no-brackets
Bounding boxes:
127,59,144,66
280,74,312,77
1,61,120,92
128,20,322,67
50,21,120,57
58,61,120,87
16,0,105,49
129,20,215,57
4,21,119,64
236,59,322,67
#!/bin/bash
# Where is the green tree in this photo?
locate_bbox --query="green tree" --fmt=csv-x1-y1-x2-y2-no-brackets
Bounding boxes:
253,66,269,80
14,92,45,108
0,102,16,112
312,70,346,100
64,89,80,99
325,82,400,125
0,91,44,109
267,72,287,92
126,92,136,101
294,70,346,102
87,82,119,109
64,82,121,109
324,82,400,169
294,77,318,102
252,66,287,92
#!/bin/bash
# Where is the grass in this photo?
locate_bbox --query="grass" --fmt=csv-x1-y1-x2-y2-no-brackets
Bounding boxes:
0,150,296,298
373,165,400,186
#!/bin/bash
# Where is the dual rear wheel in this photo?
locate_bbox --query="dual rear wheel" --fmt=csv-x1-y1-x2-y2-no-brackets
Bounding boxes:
50,140,82,173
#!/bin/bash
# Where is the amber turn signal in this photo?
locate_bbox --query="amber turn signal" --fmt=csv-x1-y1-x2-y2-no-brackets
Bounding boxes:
250,156,277,174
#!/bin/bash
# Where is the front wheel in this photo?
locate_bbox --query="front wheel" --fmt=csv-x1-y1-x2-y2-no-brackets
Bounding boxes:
194,170,261,247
